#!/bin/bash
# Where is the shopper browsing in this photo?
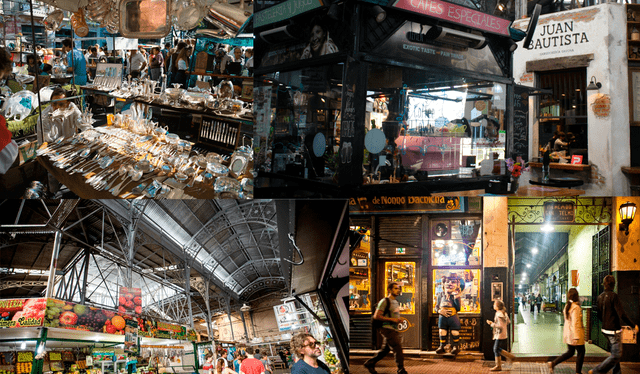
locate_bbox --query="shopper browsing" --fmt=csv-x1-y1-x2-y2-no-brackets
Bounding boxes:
547,288,585,374
363,282,407,374
239,346,265,374
290,332,330,374
127,49,147,79
589,275,639,374
203,356,214,374
486,299,516,371
216,358,237,374
61,38,87,85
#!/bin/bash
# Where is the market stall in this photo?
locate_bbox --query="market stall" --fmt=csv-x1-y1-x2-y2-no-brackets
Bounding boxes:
253,0,529,197
0,298,199,374
1,0,253,198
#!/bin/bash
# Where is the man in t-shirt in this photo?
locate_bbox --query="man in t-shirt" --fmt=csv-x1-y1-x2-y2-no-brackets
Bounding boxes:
290,332,330,374
239,346,264,374
61,38,87,86
364,282,406,374
127,49,147,79
253,349,262,360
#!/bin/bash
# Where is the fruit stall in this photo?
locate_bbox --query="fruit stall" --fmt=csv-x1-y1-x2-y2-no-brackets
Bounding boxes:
0,298,198,374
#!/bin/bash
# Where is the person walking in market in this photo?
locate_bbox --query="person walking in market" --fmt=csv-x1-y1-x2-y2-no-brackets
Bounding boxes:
61,38,87,86
487,299,516,371
547,288,585,374
535,293,543,314
589,275,639,374
290,332,330,374
364,282,407,374
239,346,264,374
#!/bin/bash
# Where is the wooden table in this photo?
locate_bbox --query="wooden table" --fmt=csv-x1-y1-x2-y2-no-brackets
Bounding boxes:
37,148,221,199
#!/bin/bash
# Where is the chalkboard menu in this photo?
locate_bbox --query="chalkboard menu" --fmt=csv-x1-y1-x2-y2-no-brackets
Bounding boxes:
512,86,529,162
430,316,481,351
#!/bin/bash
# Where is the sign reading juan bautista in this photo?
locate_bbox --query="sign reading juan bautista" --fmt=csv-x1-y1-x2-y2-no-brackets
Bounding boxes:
527,21,589,50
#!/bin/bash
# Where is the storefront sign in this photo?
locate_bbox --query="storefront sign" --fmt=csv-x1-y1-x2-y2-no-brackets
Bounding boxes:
0,298,46,328
350,196,463,214
254,0,324,28
391,0,511,36
430,316,481,350
543,202,575,223
591,94,611,118
371,22,503,77
124,318,139,354
273,302,297,331
514,8,598,57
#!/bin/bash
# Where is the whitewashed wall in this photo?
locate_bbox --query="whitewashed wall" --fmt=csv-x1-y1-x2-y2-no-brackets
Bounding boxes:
513,4,630,195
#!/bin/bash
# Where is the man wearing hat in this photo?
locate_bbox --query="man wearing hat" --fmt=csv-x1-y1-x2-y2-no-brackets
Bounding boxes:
435,273,464,356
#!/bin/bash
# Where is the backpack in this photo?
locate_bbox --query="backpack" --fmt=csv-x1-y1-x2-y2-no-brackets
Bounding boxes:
372,297,391,330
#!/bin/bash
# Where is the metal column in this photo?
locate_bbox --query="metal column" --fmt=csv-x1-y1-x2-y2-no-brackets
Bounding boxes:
185,262,194,328
45,231,62,299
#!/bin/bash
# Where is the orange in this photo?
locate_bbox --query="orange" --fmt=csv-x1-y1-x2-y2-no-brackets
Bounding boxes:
111,315,126,330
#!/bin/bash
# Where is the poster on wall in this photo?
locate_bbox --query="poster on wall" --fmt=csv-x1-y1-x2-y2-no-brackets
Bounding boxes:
273,302,297,331
124,318,139,354
258,9,352,69
119,287,142,315
0,298,46,328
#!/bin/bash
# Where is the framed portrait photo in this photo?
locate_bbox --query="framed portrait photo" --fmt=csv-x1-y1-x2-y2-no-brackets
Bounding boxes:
431,220,450,240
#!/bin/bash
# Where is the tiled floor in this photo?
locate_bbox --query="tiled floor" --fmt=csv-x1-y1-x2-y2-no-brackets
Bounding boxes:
513,303,607,357
349,356,640,374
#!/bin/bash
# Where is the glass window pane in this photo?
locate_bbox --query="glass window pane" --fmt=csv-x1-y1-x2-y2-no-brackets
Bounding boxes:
431,219,482,266
433,269,481,314
385,262,416,315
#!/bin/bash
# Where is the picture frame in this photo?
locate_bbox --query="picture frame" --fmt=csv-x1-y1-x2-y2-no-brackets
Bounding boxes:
431,220,450,240
491,282,503,301
241,81,253,100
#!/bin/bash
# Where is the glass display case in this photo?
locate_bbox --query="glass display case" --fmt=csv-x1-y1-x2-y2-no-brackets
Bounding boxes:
349,227,371,313
384,262,416,315
432,269,481,314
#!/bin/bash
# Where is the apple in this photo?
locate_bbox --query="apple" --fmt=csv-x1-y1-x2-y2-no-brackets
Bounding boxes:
59,311,78,325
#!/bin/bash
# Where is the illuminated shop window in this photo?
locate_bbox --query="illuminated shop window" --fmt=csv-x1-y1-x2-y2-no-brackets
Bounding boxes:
349,227,372,313
433,269,481,314
431,219,482,266
385,262,416,315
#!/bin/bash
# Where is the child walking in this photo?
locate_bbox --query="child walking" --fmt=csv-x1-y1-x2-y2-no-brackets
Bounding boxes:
487,299,516,371
547,288,585,374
